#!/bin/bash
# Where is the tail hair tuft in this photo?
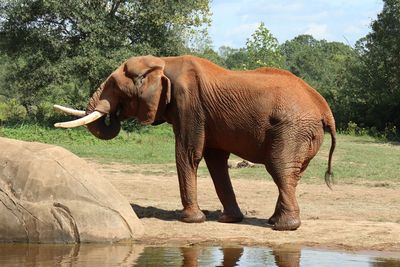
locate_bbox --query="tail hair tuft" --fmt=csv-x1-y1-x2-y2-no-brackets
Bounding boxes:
324,170,334,190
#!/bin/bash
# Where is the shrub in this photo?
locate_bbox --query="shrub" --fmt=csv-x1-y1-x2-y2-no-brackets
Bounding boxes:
346,121,358,136
0,97,27,123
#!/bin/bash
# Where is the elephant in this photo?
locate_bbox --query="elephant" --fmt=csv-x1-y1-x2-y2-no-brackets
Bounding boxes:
55,55,336,231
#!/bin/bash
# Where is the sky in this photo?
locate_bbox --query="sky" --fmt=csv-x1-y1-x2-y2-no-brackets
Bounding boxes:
209,0,384,48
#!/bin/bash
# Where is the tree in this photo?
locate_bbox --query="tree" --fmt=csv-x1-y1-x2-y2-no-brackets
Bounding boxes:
218,46,248,70
244,22,284,69
281,35,357,128
0,0,210,121
350,0,400,130
187,28,225,66
281,35,320,79
216,23,284,70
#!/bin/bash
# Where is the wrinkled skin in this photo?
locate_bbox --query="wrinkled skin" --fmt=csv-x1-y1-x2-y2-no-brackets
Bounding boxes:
85,55,336,230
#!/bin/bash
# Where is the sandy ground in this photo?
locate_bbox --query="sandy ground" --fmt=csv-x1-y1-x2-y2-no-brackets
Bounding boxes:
89,161,400,252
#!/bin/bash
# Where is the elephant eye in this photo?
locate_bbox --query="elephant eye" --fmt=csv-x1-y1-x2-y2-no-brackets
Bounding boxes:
134,75,144,87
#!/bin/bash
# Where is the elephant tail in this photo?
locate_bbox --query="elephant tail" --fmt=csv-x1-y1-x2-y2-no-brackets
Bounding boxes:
323,113,336,190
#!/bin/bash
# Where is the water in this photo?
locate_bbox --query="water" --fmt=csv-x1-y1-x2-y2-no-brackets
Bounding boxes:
0,243,399,267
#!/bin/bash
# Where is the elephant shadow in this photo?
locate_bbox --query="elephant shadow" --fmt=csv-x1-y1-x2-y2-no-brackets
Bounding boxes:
131,204,271,228
131,204,181,221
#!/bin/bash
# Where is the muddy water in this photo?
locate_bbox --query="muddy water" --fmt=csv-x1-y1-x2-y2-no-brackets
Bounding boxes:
0,243,399,266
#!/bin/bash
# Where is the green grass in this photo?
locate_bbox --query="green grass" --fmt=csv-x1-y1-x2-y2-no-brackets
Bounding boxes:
213,134,400,184
321,135,400,183
302,134,400,184
0,123,175,164
1,123,399,184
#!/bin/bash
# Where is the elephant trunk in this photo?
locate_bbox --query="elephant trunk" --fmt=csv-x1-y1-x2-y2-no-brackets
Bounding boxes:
86,84,121,140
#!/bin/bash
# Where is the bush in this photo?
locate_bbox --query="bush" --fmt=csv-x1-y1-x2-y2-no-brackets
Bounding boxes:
0,97,27,123
346,121,358,136
383,124,398,141
341,121,399,141
121,120,149,133
35,101,56,122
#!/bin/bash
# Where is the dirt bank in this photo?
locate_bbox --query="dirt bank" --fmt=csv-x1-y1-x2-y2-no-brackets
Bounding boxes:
89,161,400,252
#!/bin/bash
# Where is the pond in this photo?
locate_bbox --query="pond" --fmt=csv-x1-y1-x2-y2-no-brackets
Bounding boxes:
0,243,399,266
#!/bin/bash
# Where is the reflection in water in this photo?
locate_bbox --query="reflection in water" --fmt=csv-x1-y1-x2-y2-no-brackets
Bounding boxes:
0,243,144,266
220,247,244,267
272,247,301,267
0,243,399,266
373,258,400,267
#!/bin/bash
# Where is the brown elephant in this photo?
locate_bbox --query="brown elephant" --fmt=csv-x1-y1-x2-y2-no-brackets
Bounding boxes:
55,55,336,231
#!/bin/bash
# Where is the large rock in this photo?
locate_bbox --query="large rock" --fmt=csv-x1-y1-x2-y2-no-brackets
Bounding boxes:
0,137,143,243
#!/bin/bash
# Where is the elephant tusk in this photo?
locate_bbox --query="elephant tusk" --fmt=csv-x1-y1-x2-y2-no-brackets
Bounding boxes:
54,111,105,128
53,105,86,117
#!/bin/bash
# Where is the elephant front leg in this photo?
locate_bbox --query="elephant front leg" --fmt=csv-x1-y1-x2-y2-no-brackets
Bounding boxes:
176,143,206,223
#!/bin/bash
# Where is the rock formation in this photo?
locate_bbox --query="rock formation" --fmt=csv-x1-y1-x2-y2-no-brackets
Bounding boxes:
0,137,143,243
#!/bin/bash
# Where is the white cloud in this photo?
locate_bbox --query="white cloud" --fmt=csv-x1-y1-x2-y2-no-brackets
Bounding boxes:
222,22,260,47
304,24,329,39
238,0,304,15
227,23,260,37
210,0,383,48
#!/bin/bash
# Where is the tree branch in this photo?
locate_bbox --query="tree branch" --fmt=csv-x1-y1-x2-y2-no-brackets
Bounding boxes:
110,0,122,17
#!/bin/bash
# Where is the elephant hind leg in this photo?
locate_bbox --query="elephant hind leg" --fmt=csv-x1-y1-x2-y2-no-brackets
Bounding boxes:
266,163,303,231
266,148,318,229
265,124,324,230
204,148,243,223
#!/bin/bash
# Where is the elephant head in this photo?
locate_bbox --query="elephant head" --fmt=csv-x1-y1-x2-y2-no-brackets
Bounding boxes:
54,56,171,139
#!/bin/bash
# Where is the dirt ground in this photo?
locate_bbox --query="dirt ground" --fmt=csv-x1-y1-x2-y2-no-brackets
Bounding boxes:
88,161,400,252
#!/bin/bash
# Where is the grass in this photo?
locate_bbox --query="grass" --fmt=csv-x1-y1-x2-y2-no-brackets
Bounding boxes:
302,134,400,184
1,123,399,184
0,123,175,164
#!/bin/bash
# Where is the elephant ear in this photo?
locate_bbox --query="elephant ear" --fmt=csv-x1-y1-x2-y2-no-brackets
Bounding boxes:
125,56,171,125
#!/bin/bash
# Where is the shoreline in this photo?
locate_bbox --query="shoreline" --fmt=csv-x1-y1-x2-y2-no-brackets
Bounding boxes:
90,161,400,253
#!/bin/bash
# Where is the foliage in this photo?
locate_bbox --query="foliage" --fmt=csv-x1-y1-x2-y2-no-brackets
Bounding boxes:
0,97,27,123
244,22,284,69
1,1,400,139
281,35,357,128
218,46,249,70
0,0,211,118
344,0,400,130
188,28,226,67
121,119,150,133
216,23,284,70
340,121,399,141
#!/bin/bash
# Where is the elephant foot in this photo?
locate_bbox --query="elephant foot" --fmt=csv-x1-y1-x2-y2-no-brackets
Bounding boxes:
268,212,301,231
218,209,244,223
180,207,206,223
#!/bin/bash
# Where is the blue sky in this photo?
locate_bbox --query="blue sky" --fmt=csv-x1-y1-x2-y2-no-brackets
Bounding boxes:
209,0,383,48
